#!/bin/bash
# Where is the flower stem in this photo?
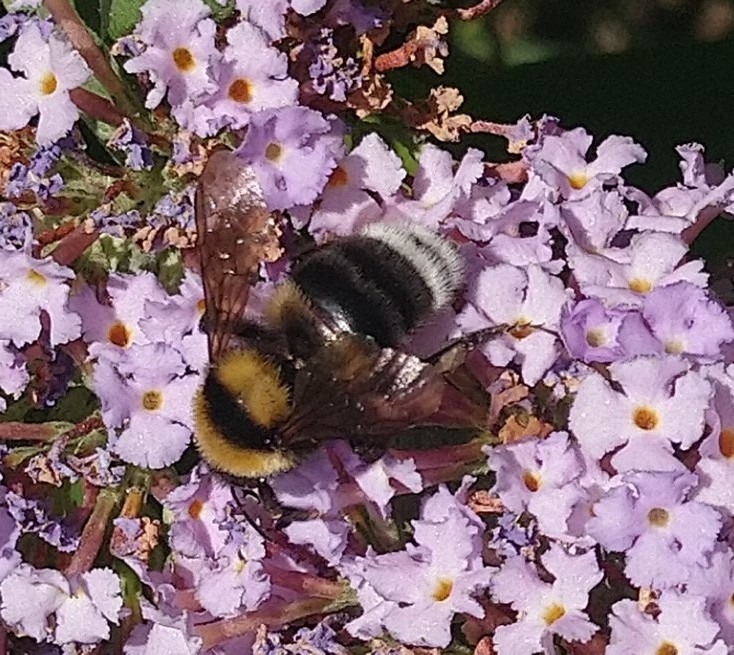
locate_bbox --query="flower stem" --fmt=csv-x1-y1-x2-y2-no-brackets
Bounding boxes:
43,0,139,117
194,597,336,650
65,487,121,576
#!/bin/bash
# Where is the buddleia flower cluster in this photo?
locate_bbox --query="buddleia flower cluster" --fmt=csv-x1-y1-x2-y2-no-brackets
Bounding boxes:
1,0,734,653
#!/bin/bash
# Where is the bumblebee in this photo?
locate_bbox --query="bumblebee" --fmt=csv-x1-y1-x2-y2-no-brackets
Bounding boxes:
193,150,478,480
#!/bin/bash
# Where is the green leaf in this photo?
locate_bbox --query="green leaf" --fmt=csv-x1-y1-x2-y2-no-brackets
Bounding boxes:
106,0,146,40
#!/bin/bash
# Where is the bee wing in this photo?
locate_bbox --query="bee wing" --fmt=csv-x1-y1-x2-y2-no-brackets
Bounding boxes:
280,334,447,449
195,151,281,359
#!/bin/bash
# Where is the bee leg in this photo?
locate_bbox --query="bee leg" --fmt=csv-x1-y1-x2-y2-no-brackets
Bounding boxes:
427,325,509,370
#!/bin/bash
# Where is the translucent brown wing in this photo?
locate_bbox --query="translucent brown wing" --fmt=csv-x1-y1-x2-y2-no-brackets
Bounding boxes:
279,334,450,452
195,151,281,359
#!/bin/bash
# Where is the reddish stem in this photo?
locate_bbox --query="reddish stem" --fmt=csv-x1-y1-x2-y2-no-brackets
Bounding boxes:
65,488,119,577
69,88,126,127
43,0,134,114
265,567,345,599
194,597,335,650
49,225,99,266
0,422,57,442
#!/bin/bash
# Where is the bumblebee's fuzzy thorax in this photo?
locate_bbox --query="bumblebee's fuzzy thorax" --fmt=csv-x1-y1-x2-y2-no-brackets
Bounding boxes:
193,351,296,478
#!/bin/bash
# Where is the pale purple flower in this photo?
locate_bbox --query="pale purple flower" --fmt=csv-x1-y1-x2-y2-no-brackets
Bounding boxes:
93,343,199,468
0,340,29,411
456,263,568,385
308,132,405,235
107,118,153,170
0,249,81,348
559,188,629,251
5,140,66,201
283,517,350,565
0,24,91,145
164,465,237,558
686,550,734,646
0,564,67,642
54,568,122,645
344,485,493,648
569,355,711,471
561,298,660,363
70,272,168,356
642,281,734,359
210,21,297,128
492,546,602,655
568,231,707,307
254,619,348,655
693,364,734,511
124,0,219,108
236,106,344,210
588,470,721,588
388,145,484,230
524,126,646,200
6,491,80,552
0,204,33,250
306,28,362,102
195,541,271,617
627,143,734,233
608,593,727,655
236,0,327,40
487,432,590,541
123,597,202,654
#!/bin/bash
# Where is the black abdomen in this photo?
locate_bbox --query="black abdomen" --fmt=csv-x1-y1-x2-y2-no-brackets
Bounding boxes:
293,236,432,346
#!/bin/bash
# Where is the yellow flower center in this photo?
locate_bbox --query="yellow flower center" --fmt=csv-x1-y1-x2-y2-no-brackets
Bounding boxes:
648,507,670,527
228,78,254,103
172,47,196,72
40,72,58,96
719,427,734,458
27,269,47,286
543,603,566,625
142,390,163,411
664,340,685,354
522,470,542,492
328,166,349,187
633,406,659,431
509,321,535,340
628,278,653,294
107,321,133,348
585,328,607,347
265,142,283,162
656,641,678,655
568,172,588,190
188,499,204,519
196,298,207,315
432,578,453,602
